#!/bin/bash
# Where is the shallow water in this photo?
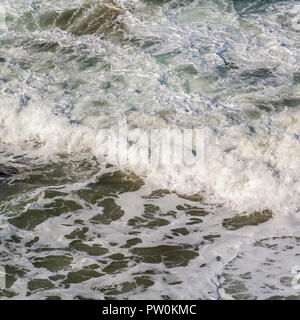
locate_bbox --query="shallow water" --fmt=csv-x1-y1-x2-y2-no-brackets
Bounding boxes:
0,0,300,299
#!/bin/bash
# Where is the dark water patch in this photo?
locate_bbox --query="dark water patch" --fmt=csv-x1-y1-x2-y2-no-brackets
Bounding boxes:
121,238,143,248
203,234,221,242
25,236,40,248
65,227,89,240
220,273,254,300
28,41,60,53
144,204,159,214
8,199,83,230
43,190,68,200
108,253,126,260
143,0,166,5
185,218,203,225
176,203,210,217
0,289,18,298
255,96,300,112
31,255,73,272
281,98,300,108
240,67,276,86
95,273,156,297
84,264,101,270
222,210,273,230
27,279,55,294
177,193,204,202
0,165,19,179
128,203,170,229
128,216,170,229
70,240,109,256
135,276,155,289
6,235,22,244
143,189,171,199
77,56,104,71
293,72,300,84
46,295,62,300
129,37,162,51
62,269,104,286
49,274,66,282
3,264,28,290
89,198,124,225
77,171,144,204
280,276,294,287
13,159,99,187
103,260,129,274
232,0,281,15
256,103,276,113
131,244,199,268
38,1,127,36
39,8,85,31
0,183,25,202
98,281,137,296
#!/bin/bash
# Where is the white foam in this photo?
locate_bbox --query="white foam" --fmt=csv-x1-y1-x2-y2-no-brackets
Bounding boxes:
1,0,300,218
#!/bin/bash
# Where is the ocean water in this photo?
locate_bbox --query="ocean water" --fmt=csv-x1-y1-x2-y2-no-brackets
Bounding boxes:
0,0,300,299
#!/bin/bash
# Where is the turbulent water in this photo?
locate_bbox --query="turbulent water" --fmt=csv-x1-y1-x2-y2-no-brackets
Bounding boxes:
0,0,300,299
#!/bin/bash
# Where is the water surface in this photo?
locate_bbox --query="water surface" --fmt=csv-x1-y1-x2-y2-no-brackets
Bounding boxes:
0,0,300,299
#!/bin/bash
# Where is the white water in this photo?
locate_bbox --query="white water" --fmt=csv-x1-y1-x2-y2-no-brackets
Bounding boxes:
0,0,300,299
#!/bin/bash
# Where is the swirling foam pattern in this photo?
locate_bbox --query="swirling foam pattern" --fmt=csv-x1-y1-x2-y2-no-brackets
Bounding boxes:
0,0,299,299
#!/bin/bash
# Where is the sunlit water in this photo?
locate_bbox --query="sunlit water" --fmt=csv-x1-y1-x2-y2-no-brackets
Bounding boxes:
0,0,300,299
